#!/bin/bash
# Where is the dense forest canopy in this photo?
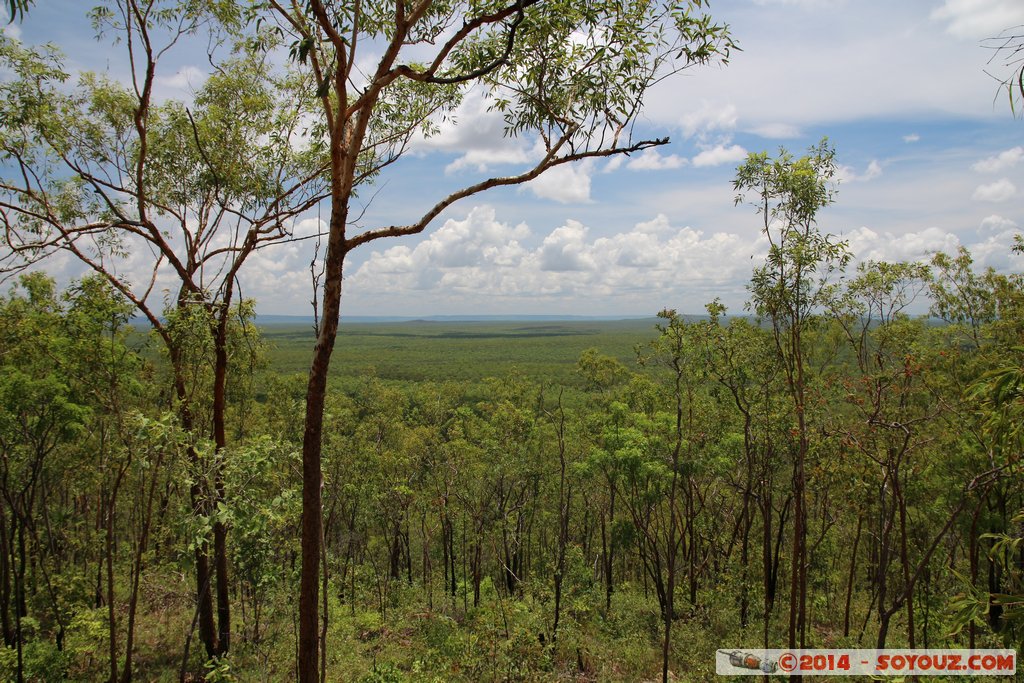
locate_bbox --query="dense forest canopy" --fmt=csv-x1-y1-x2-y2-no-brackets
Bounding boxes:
1,1,1023,682
0,188,1022,681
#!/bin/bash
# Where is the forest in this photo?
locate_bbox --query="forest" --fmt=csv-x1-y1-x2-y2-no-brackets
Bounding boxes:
1,0,1023,681
1,229,1023,681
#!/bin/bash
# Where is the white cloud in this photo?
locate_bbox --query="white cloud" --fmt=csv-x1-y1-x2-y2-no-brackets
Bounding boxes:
626,148,687,171
347,207,765,310
972,146,1024,173
837,160,882,183
2,20,20,40
752,0,843,6
680,102,738,138
970,227,1024,270
347,206,531,293
525,160,594,203
692,144,748,168
750,123,802,139
539,221,595,272
637,3,1014,133
979,214,1017,233
845,226,961,264
155,207,1024,316
903,133,920,143
603,156,625,173
445,144,537,174
844,225,1023,276
972,178,1017,202
416,89,540,174
155,66,207,92
931,0,1024,40
291,217,325,239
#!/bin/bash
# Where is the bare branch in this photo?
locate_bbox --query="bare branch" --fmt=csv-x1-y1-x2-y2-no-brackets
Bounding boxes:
346,135,669,250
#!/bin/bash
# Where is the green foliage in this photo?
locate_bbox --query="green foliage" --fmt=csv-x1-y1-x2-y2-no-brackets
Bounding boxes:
260,319,659,382
0,637,71,681
735,138,851,326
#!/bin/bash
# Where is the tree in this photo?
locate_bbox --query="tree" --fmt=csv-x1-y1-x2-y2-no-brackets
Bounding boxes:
255,1,735,679
0,275,89,681
634,309,713,683
3,0,29,23
828,260,941,648
734,139,850,657
0,2,325,661
929,241,1024,648
702,302,788,643
984,25,1024,116
0,5,327,663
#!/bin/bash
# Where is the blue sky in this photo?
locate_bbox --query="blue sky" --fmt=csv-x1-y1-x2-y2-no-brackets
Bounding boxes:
6,0,1024,317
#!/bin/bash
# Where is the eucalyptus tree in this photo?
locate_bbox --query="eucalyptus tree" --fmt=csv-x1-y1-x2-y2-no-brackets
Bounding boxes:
983,25,1024,116
3,0,28,22
0,275,90,681
734,139,850,654
702,301,787,642
630,308,715,683
0,1,326,659
828,260,941,647
254,1,735,678
575,349,630,613
928,244,1024,647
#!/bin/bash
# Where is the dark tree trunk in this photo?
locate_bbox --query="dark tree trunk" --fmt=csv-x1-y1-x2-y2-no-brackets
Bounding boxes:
843,514,863,638
212,316,232,656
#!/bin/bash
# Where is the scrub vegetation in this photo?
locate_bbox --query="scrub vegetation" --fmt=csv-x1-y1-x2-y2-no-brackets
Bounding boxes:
0,229,1022,680
0,1,1022,681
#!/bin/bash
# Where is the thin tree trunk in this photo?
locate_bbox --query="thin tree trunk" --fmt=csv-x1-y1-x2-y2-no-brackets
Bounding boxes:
843,514,863,638
298,200,347,682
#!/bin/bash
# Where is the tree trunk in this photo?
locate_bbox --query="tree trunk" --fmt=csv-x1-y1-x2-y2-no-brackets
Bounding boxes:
212,318,232,656
298,182,348,681
843,514,863,638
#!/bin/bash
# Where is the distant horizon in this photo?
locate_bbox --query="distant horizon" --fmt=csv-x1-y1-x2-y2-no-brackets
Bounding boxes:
258,313,662,321
129,312,675,325
127,310,946,327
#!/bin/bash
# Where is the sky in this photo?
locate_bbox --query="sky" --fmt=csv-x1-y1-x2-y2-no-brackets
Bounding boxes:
5,0,1024,317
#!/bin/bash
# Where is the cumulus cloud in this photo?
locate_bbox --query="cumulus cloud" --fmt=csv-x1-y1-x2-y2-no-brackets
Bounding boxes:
347,207,764,310
445,144,538,174
837,160,882,183
692,144,748,168
347,207,531,293
979,214,1017,233
845,226,961,264
416,90,539,174
680,102,738,139
842,225,1024,276
194,208,1024,316
970,227,1024,270
626,148,687,171
972,178,1017,202
525,160,594,203
603,156,625,173
291,217,326,239
539,221,595,271
972,146,1024,173
931,0,1024,40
